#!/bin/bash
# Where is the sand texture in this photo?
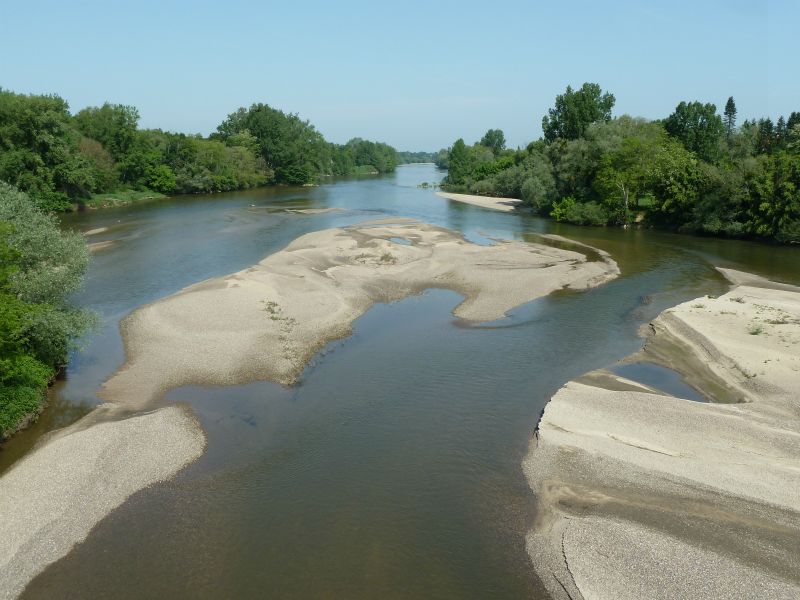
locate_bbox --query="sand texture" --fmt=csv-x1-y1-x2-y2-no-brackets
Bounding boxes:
435,191,522,212
524,281,800,599
0,406,205,599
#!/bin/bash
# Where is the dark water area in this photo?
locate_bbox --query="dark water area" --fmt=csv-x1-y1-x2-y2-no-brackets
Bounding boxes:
6,164,800,598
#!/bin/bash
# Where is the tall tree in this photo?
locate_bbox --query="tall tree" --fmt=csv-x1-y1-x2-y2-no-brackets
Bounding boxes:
776,116,787,148
664,101,724,162
723,96,737,139
446,139,471,185
541,83,615,143
479,129,506,155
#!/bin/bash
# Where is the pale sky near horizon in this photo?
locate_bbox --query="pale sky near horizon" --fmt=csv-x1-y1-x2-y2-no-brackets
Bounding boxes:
1,0,797,150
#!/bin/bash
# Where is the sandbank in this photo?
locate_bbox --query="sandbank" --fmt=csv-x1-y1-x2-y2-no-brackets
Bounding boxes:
101,220,618,408
435,191,522,212
0,406,205,599
524,280,800,599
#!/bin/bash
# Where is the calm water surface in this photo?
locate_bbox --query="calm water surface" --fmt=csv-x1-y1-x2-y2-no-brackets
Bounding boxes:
5,165,800,599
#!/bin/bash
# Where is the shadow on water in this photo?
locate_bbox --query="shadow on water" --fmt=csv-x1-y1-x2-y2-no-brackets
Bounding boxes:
14,164,800,599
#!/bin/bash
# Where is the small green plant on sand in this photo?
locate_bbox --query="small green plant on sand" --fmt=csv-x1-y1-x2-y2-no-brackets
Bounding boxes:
262,300,281,320
747,323,764,335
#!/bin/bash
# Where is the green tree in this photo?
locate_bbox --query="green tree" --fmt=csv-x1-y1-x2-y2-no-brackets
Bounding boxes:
724,96,737,139
0,184,93,438
445,139,471,185
479,129,506,155
0,89,91,210
73,103,139,161
664,101,724,162
542,83,615,143
216,103,329,184
0,183,94,366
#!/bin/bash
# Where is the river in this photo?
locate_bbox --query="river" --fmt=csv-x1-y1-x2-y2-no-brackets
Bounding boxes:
3,164,800,599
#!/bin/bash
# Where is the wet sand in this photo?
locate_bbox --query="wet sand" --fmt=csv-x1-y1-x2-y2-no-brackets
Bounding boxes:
435,192,522,212
524,276,800,599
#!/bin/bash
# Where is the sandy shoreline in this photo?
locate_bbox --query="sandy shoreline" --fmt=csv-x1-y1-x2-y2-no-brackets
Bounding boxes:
0,219,617,597
524,275,800,598
0,405,204,599
435,191,522,212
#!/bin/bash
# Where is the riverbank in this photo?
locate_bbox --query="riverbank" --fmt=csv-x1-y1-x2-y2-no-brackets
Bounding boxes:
524,271,800,598
435,191,522,212
101,219,618,408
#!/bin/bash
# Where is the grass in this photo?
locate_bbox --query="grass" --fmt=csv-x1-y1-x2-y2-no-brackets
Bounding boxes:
765,318,791,325
729,296,746,304
747,324,764,335
83,188,166,209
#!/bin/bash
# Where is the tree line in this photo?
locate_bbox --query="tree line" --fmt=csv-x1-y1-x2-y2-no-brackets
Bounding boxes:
397,151,437,164
438,83,800,243
0,89,400,212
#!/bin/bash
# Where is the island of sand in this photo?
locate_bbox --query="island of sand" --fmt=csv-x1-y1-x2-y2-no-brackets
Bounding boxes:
525,270,800,599
100,219,618,408
0,219,618,598
436,191,522,212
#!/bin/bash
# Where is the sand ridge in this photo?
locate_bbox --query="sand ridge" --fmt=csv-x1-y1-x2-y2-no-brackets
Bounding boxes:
524,280,800,599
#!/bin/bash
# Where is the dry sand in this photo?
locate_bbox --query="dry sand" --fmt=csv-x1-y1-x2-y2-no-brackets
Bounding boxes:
435,191,522,212
1,219,617,598
0,405,205,599
524,279,800,599
101,219,619,408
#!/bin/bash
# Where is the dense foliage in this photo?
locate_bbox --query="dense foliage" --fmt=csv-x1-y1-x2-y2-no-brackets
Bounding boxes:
397,150,436,164
439,83,800,243
0,89,398,209
0,183,93,438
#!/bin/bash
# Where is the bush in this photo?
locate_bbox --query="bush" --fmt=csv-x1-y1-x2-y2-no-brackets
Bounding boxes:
550,197,610,226
0,184,94,437
521,177,553,213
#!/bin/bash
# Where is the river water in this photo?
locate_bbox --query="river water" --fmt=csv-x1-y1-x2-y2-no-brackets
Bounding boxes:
4,164,800,599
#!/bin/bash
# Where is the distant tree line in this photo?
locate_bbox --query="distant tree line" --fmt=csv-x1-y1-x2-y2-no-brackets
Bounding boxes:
438,83,800,243
397,150,437,164
0,89,399,212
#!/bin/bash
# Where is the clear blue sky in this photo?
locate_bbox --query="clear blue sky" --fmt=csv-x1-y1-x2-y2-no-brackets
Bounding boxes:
1,0,797,150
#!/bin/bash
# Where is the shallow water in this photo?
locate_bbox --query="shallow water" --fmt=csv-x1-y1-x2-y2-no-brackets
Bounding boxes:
5,165,800,599
610,362,707,402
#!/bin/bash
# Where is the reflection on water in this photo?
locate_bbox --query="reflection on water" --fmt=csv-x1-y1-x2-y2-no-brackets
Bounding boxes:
13,164,800,599
610,362,707,402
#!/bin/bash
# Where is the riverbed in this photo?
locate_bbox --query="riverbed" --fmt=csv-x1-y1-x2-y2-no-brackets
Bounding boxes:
3,164,800,599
